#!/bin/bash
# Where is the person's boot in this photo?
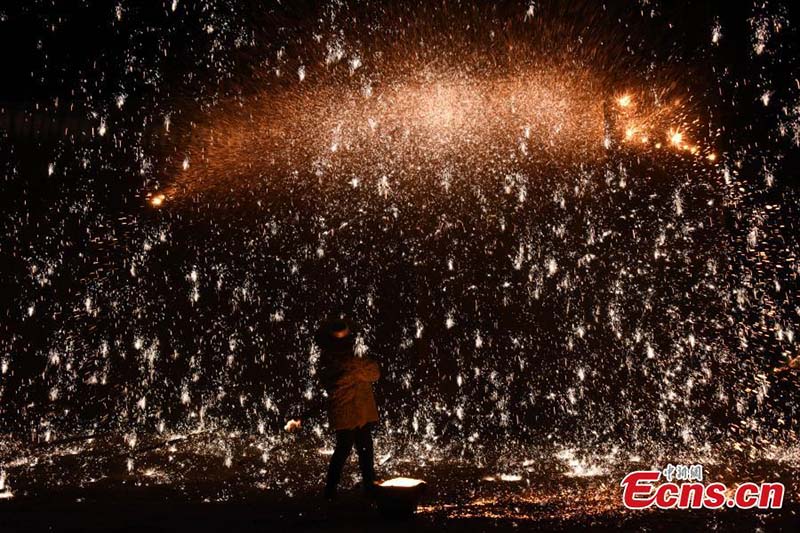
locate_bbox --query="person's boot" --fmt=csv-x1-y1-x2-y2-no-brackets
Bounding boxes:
362,480,378,499
323,483,337,502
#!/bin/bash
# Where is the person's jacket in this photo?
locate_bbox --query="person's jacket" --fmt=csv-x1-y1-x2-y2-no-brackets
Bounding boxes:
319,352,380,430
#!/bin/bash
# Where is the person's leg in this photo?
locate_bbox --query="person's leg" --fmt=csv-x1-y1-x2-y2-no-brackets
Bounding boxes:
325,429,355,498
353,424,375,490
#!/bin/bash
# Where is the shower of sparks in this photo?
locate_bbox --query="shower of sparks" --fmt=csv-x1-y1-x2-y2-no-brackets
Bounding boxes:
160,74,715,203
164,70,608,201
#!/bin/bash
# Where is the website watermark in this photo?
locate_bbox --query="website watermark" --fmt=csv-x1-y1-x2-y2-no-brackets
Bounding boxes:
621,464,785,510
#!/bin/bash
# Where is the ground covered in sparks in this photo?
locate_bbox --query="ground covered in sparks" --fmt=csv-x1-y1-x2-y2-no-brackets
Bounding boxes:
1,432,798,531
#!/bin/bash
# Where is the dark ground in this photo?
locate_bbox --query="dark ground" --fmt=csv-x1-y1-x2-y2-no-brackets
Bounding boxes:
0,432,798,531
2,496,798,532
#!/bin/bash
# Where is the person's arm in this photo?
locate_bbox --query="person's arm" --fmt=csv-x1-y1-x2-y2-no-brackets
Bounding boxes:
323,358,380,388
320,359,351,393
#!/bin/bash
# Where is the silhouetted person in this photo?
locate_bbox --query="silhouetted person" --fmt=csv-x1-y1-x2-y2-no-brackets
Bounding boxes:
316,318,380,500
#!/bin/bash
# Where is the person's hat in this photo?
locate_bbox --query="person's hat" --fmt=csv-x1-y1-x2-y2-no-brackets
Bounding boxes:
317,317,355,353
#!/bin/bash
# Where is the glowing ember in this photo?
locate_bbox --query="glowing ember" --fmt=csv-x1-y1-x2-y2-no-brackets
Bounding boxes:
149,193,166,207
283,419,301,432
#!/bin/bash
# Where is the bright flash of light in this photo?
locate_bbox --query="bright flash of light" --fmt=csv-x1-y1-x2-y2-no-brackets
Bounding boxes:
669,130,683,146
149,193,166,207
617,94,632,107
380,477,425,488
